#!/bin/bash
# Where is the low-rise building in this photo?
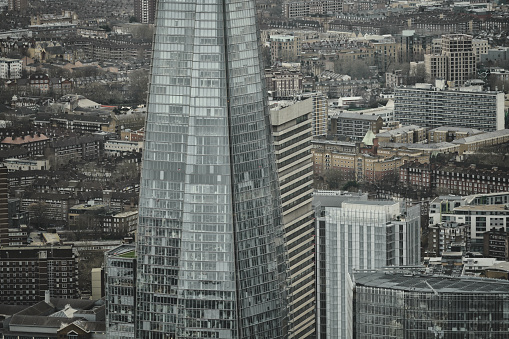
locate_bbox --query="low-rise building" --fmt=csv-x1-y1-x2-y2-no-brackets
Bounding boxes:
399,162,509,196
4,157,49,171
331,112,383,141
104,140,143,156
353,270,509,338
376,125,426,143
428,126,484,143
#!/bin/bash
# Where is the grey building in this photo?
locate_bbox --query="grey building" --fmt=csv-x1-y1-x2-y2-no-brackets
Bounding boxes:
331,112,383,141
353,270,509,338
134,0,290,337
394,84,505,131
105,244,136,339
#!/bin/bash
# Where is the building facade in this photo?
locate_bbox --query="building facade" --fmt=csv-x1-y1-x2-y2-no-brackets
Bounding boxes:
315,197,420,339
0,58,23,79
134,0,156,24
271,100,315,338
105,244,136,339
394,84,505,131
135,0,290,337
0,246,79,304
353,270,509,338
331,112,383,141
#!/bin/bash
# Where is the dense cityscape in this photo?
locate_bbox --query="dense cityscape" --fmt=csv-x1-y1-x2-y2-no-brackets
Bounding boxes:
0,0,508,338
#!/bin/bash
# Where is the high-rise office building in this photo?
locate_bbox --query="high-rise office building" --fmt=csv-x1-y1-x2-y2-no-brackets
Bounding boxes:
134,0,156,24
314,195,420,339
271,99,315,337
135,0,290,337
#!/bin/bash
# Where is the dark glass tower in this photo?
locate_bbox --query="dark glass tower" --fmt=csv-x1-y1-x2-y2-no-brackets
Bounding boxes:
135,0,290,337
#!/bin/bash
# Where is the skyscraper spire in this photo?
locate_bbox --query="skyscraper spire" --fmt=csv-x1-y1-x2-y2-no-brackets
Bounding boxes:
135,0,291,337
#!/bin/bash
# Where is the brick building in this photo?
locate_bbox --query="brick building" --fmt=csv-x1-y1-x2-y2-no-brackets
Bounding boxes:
399,162,509,196
1,133,50,157
0,246,79,304
483,228,509,261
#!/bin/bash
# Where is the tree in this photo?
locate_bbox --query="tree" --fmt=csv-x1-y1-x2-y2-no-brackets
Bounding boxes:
28,201,50,229
129,69,149,105
334,58,371,79
130,24,154,42
322,168,351,190
78,250,104,294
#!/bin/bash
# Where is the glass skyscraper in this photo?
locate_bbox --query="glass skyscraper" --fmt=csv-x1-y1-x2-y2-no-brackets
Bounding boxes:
135,0,290,337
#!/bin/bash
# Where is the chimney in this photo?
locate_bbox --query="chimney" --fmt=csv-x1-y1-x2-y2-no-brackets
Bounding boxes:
45,290,50,304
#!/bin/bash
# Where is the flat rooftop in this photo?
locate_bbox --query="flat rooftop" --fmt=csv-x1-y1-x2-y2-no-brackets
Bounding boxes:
354,271,509,294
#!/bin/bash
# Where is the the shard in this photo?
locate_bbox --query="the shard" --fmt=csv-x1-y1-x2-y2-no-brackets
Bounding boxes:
134,0,291,337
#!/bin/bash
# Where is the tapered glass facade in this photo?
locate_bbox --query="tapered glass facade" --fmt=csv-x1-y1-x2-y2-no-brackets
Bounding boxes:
135,0,290,337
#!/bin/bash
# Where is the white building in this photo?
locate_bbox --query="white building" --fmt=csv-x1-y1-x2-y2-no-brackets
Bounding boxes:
315,195,421,339
0,58,23,79
4,158,48,171
104,140,143,156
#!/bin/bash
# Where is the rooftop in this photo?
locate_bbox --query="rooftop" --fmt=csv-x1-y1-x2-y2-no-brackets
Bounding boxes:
354,271,509,294
452,129,509,144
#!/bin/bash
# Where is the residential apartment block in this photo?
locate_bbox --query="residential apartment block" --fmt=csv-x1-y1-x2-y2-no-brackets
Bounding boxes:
427,222,470,257
330,112,383,141
483,228,509,261
424,34,477,86
394,83,505,131
399,161,509,196
428,126,483,143
0,58,23,79
283,0,343,18
270,34,301,64
376,125,426,143
134,0,156,24
266,68,303,98
0,246,79,304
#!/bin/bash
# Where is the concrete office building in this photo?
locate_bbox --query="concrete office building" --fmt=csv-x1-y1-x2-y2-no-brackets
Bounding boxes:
271,99,315,338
